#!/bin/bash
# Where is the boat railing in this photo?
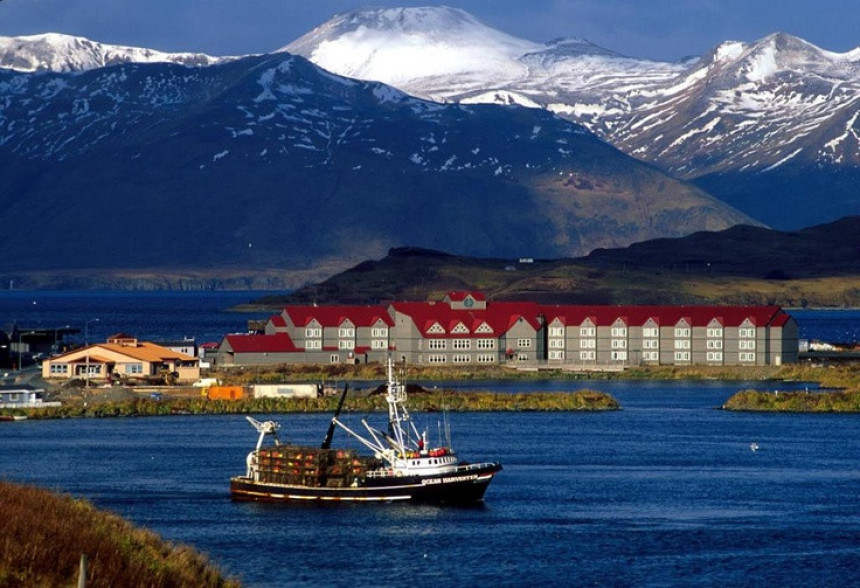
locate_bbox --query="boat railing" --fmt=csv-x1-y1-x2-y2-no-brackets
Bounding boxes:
459,462,499,472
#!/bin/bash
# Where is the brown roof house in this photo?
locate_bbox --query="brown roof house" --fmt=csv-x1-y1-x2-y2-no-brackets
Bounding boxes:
42,333,200,385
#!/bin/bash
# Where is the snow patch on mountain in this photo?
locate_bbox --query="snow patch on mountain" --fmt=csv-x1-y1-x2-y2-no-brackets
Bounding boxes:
284,7,540,86
0,33,226,72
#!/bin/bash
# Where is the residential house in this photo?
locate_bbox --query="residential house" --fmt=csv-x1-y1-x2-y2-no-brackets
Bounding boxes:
41,333,200,384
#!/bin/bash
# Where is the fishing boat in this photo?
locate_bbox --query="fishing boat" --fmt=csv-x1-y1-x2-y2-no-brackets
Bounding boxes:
230,359,502,503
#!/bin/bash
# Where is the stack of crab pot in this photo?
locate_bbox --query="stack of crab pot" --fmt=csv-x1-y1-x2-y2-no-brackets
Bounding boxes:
254,446,380,488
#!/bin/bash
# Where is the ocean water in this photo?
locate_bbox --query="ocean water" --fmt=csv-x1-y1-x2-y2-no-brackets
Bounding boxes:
0,290,276,345
1,293,859,585
2,383,859,587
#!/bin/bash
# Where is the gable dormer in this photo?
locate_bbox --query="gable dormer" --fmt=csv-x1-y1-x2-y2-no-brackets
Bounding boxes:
475,321,493,334
444,291,487,310
451,322,469,335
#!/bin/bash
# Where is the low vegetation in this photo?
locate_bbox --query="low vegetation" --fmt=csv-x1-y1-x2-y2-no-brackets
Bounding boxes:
722,363,860,412
0,481,238,587
10,389,619,420
723,388,860,412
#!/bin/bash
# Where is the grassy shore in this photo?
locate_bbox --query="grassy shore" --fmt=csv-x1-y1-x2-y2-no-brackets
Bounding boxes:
0,481,239,587
7,389,619,420
722,388,860,412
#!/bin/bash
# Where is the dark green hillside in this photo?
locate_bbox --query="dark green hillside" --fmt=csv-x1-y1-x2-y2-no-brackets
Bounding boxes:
260,217,860,307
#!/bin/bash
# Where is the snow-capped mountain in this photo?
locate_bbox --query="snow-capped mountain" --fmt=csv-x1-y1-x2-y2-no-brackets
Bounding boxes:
0,33,226,72
0,51,751,283
286,7,860,229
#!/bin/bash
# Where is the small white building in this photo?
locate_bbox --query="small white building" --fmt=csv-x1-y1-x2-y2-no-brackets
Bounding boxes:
252,384,321,399
0,385,61,408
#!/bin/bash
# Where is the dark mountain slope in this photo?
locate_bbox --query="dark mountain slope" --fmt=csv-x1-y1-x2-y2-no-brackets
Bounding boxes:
0,52,752,284
270,217,860,307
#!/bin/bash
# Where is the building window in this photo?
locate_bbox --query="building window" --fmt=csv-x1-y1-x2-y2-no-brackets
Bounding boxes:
549,327,565,337
707,351,723,362
549,350,565,360
707,327,723,338
580,326,595,337
579,350,595,360
330,354,339,363
452,354,471,363
611,339,627,349
644,339,659,349
306,340,322,350
674,339,690,349
338,327,354,338
706,340,723,349
428,355,447,364
740,352,756,362
371,327,388,338
549,339,565,349
338,340,354,350
611,351,627,361
611,326,627,337
428,340,446,350
476,339,496,349
674,327,690,338
371,340,386,350
643,327,659,338
477,354,496,363
50,364,68,375
517,353,529,361
739,327,756,338
517,339,532,348
643,351,659,362
580,339,596,349
124,363,143,374
452,340,471,350
739,340,756,350
674,351,690,362
306,327,321,338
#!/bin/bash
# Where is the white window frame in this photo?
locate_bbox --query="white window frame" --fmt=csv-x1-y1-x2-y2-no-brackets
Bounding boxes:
517,339,532,348
428,339,446,350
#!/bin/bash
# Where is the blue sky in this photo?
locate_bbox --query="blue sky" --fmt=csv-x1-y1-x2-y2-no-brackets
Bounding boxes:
1,0,858,61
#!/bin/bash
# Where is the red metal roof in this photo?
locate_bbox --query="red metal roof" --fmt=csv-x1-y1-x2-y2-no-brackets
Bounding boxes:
390,301,543,337
281,305,394,328
540,305,789,328
223,333,297,354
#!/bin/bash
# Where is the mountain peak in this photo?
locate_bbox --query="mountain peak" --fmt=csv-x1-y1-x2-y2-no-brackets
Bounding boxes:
0,32,225,73
284,6,541,84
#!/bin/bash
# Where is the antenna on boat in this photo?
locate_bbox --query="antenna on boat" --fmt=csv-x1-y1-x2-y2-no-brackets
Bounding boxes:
321,383,349,450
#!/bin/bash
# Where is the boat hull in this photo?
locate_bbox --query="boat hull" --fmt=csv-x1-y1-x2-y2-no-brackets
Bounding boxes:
230,463,502,504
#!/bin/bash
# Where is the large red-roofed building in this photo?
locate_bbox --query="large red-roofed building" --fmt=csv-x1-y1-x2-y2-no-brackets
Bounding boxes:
215,292,798,367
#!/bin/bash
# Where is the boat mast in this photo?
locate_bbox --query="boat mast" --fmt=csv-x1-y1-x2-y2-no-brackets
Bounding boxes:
386,358,414,454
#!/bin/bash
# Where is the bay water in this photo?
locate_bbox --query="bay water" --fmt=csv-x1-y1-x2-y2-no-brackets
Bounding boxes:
1,293,859,586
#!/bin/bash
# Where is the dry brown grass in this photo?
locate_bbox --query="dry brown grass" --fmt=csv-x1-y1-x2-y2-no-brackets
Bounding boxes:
0,481,239,587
